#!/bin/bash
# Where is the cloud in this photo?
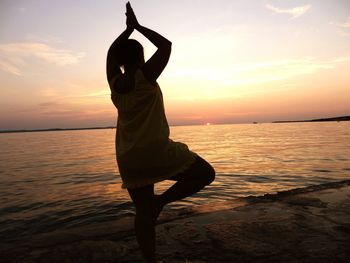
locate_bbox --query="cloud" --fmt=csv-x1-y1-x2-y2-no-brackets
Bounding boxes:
39,87,60,97
330,17,350,37
336,29,350,37
266,4,312,19
331,16,350,28
0,60,22,75
222,57,343,86
25,34,65,44
17,7,26,13
165,56,350,100
38,101,58,107
0,42,85,75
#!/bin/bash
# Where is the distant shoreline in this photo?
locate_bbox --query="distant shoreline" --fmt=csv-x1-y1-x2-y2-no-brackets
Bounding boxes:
1,115,349,134
272,115,350,123
0,126,116,134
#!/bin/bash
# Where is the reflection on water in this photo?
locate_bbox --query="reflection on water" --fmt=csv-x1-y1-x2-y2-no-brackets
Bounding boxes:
0,122,349,241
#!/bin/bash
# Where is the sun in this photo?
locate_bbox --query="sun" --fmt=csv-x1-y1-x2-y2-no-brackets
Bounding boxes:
206,122,211,126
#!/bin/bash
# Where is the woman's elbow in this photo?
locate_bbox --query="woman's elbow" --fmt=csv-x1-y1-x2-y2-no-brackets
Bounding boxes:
164,40,172,50
165,41,172,54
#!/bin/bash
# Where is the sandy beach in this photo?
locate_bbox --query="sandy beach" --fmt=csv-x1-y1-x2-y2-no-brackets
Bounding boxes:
2,180,350,263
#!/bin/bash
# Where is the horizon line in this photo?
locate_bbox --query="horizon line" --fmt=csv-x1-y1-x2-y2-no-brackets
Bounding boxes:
0,115,349,134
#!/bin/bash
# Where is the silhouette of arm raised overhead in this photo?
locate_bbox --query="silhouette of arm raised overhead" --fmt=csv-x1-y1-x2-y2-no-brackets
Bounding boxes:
126,2,172,83
106,27,133,84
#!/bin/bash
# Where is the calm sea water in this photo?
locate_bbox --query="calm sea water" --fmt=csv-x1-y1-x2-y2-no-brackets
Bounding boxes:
1,122,350,242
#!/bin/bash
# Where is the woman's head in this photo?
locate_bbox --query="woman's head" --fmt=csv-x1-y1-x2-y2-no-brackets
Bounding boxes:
118,39,144,69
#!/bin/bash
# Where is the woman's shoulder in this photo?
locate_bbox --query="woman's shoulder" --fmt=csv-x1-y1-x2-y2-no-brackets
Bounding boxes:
112,68,158,95
113,70,137,94
135,68,159,89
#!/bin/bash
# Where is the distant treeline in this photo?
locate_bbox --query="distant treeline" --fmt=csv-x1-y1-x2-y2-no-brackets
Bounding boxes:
273,115,350,123
0,126,115,134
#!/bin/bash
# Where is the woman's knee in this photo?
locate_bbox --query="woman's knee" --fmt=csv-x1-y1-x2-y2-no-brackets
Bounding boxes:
198,158,215,186
203,163,215,185
194,157,215,186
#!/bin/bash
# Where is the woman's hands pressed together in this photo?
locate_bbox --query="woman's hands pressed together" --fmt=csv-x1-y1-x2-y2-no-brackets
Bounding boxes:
126,2,140,30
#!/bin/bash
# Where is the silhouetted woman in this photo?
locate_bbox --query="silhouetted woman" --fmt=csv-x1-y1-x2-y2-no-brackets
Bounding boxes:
106,2,215,262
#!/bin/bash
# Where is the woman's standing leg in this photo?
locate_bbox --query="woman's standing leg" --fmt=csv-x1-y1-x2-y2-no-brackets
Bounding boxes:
128,184,157,263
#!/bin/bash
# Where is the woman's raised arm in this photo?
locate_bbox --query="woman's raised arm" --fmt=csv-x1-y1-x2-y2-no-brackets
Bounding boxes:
127,3,172,83
106,27,133,83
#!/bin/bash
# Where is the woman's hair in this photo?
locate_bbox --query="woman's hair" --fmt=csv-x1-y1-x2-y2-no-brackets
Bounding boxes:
117,39,144,68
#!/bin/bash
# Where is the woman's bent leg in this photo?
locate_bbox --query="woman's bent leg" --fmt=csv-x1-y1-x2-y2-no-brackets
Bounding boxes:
159,156,215,208
128,184,156,263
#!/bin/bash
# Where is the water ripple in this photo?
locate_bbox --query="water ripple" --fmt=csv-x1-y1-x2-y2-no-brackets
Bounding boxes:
0,123,350,242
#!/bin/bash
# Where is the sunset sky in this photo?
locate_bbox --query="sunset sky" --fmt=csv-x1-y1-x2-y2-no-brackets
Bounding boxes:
1,0,350,130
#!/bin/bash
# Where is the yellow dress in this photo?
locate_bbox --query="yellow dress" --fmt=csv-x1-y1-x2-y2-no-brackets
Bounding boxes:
110,69,197,189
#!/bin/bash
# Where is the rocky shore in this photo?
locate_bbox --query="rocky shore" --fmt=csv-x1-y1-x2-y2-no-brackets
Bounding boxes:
2,180,350,263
